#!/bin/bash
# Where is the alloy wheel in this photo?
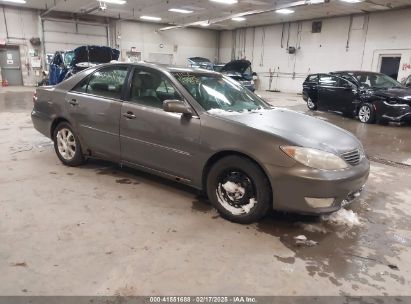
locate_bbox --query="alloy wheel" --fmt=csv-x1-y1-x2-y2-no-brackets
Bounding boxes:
358,105,371,123
307,98,315,110
56,128,76,160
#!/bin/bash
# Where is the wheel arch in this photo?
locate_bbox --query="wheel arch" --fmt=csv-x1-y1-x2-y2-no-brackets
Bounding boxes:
50,117,71,138
202,150,273,202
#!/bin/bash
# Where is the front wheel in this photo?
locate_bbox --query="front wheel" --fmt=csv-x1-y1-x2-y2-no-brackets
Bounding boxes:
206,156,271,224
53,122,85,166
358,103,376,124
307,97,317,110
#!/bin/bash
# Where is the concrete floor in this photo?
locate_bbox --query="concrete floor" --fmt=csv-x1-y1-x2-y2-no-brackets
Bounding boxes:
1,86,411,296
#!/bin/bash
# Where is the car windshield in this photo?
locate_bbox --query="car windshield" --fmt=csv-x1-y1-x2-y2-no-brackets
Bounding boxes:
173,72,269,112
63,51,75,66
349,72,404,89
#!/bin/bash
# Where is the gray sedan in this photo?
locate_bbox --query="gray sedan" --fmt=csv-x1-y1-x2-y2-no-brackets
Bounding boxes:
32,63,370,224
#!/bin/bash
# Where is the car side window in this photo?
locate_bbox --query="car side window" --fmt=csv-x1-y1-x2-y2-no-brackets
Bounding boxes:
130,69,182,109
74,66,128,99
307,75,318,84
72,76,90,93
319,75,339,87
406,76,411,87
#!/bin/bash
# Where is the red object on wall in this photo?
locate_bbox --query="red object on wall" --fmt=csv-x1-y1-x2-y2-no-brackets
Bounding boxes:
2,79,9,87
402,63,411,71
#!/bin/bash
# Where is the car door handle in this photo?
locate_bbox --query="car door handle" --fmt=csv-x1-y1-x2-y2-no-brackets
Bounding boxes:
123,111,136,119
68,99,78,106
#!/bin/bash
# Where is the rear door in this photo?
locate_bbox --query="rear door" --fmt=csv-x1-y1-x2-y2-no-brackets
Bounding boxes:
65,65,129,160
303,74,319,102
119,67,201,183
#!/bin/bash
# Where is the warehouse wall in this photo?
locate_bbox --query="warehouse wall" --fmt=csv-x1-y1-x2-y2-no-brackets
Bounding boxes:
219,8,411,93
111,20,218,66
0,6,41,85
0,6,218,86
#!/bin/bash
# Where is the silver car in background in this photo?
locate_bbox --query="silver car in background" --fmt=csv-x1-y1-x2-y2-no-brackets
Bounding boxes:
32,63,370,224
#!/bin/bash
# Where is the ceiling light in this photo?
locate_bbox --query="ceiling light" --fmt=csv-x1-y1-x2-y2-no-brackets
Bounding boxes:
309,0,325,3
0,0,26,3
98,0,126,4
140,16,162,21
200,22,210,27
210,0,238,4
339,0,362,2
231,17,246,21
276,8,295,14
168,8,193,14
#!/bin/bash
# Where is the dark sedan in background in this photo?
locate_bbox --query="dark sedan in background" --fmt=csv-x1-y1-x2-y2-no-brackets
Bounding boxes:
32,63,369,224
402,74,411,88
303,71,411,124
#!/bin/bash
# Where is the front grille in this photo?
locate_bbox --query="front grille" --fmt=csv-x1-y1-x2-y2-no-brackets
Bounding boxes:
341,149,361,166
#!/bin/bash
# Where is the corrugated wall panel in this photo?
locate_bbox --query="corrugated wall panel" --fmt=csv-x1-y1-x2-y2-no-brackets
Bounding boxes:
43,20,108,54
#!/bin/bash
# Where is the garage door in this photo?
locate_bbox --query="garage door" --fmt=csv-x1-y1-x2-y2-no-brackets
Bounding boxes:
43,19,108,54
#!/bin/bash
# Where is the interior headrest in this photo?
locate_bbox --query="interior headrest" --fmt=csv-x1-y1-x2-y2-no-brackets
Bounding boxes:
133,73,161,90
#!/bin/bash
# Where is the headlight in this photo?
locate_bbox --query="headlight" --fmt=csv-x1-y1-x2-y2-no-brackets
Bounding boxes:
383,101,410,107
281,146,348,170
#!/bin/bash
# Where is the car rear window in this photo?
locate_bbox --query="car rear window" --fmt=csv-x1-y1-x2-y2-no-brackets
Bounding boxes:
72,66,128,99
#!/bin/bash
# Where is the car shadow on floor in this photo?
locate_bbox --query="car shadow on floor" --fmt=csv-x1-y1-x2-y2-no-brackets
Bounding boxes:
80,158,321,226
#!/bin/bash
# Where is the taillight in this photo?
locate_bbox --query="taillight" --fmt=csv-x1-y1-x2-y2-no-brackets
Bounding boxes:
33,91,37,103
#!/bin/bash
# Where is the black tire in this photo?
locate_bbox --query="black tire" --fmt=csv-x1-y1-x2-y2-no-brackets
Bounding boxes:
206,155,271,224
53,122,85,166
307,97,317,111
358,103,376,124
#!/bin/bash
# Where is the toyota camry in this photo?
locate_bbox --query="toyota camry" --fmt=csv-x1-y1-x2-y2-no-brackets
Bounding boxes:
32,63,370,224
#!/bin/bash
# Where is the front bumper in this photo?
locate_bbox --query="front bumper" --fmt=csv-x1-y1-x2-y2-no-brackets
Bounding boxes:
264,159,370,214
377,102,411,122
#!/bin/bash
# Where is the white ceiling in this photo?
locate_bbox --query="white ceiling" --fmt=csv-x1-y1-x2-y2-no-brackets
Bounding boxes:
5,0,411,29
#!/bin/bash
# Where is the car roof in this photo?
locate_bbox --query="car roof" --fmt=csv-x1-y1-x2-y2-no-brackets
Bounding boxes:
332,71,383,75
98,61,220,75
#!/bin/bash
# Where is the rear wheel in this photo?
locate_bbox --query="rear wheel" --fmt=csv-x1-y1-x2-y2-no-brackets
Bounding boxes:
358,103,375,124
53,122,85,166
307,97,317,110
206,155,271,224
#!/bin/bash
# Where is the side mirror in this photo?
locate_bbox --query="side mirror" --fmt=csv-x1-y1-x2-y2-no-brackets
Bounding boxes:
163,99,193,116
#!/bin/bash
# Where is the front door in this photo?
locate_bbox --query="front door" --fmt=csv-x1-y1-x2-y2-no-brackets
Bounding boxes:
0,46,23,86
120,67,201,182
66,65,129,160
318,74,356,112
332,78,357,114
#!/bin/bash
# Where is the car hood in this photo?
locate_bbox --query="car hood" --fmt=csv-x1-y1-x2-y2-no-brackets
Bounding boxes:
225,72,248,81
372,87,411,104
221,59,251,74
188,57,211,63
209,109,361,154
70,46,120,66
